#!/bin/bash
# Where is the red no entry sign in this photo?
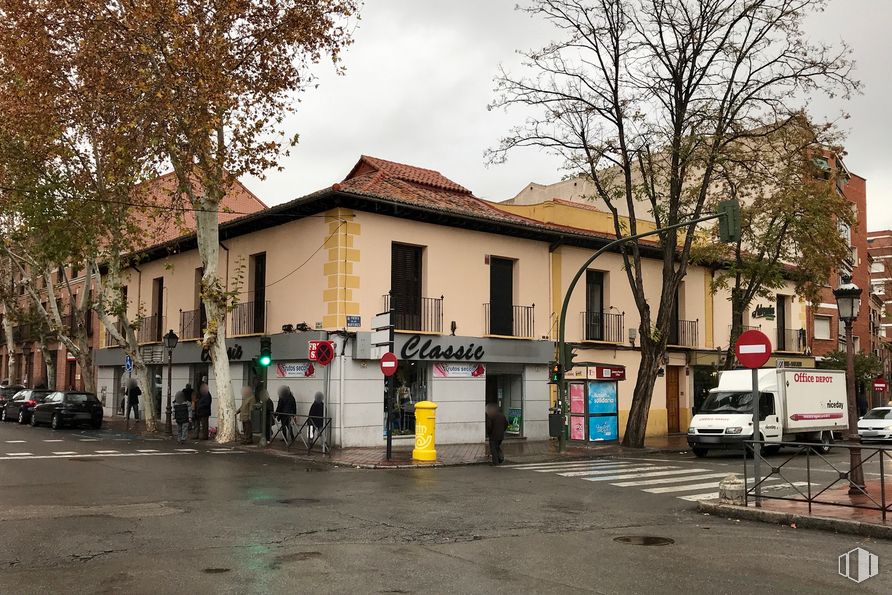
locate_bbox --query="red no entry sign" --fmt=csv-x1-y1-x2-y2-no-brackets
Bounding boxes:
874,378,887,393
380,352,398,377
735,329,772,369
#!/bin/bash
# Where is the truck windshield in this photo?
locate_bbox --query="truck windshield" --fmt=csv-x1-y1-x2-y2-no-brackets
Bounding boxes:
699,391,775,415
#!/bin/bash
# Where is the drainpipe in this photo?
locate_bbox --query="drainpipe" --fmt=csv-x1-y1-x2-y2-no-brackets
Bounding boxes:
338,337,346,448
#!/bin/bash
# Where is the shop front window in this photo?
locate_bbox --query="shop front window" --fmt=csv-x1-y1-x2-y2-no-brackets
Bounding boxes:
386,361,428,435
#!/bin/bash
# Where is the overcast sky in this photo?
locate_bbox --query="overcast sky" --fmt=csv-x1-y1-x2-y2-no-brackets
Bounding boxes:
244,0,892,230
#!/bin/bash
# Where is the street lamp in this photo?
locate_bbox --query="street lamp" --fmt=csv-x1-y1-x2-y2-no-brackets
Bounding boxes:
833,275,865,493
163,329,179,436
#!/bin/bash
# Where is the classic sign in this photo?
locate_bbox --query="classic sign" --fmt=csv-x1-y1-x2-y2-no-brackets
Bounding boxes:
400,335,485,361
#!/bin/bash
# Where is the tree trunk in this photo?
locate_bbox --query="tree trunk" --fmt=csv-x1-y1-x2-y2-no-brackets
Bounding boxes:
724,298,746,370
38,340,55,389
2,315,16,384
622,339,662,447
195,204,236,443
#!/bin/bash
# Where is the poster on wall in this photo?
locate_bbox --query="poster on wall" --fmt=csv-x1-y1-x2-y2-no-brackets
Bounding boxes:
587,381,618,414
507,408,522,434
275,362,316,378
432,363,486,378
569,416,585,440
569,383,585,414
589,416,618,441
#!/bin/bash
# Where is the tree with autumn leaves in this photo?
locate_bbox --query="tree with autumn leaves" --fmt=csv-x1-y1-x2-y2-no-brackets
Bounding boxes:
0,0,356,441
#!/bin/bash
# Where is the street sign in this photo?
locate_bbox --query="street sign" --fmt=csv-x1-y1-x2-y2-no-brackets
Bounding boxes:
308,340,335,366
124,355,133,372
371,329,392,347
380,352,398,377
372,312,392,331
735,330,772,369
346,315,361,327
874,378,887,393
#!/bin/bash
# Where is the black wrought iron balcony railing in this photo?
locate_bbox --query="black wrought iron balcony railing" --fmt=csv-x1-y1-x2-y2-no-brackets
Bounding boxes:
231,301,268,336
484,303,535,339
383,294,443,334
180,308,207,341
137,314,164,344
581,311,624,343
776,327,806,352
669,319,699,347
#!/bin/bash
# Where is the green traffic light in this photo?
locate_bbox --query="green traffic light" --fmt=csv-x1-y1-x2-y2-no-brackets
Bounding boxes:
258,355,271,367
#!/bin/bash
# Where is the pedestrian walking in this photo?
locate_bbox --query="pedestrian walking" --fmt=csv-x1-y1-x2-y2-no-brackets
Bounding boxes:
173,392,192,444
308,391,325,442
239,385,256,445
195,382,212,440
485,403,508,466
275,386,297,444
125,379,141,422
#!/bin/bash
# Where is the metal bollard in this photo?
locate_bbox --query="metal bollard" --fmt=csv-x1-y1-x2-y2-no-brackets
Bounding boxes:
412,401,438,462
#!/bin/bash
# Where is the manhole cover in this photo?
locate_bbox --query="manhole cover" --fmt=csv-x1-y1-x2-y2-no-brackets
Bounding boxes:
203,568,230,574
613,536,674,546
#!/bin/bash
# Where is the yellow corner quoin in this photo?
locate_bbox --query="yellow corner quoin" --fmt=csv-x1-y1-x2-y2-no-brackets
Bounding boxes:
412,401,438,462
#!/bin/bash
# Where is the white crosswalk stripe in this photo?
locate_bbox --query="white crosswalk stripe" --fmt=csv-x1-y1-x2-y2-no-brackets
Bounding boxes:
504,457,815,503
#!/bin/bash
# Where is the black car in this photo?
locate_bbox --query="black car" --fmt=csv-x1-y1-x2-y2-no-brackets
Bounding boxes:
30,391,103,430
1,389,52,424
0,385,25,411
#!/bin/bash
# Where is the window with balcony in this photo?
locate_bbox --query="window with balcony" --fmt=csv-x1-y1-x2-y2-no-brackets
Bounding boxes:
582,270,623,342
232,255,268,336
181,267,207,340
484,256,534,338
390,243,424,331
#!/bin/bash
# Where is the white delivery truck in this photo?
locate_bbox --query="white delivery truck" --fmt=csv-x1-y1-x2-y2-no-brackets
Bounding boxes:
687,368,848,457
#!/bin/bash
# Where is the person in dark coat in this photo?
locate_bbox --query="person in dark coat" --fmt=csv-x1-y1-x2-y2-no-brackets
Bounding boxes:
195,382,213,440
125,379,141,422
308,391,325,441
275,386,297,444
485,403,508,466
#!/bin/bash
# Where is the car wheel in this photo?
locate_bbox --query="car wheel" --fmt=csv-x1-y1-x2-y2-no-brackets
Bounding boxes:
17,410,25,424
51,413,63,430
692,447,709,458
815,432,832,455
30,412,39,427
0,408,6,422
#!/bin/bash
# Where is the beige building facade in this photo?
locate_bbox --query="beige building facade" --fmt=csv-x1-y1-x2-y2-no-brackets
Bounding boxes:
94,156,813,447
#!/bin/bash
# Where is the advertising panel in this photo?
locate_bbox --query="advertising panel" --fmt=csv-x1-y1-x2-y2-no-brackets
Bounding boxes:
587,381,618,414
432,363,486,378
570,383,585,414
275,362,316,378
569,416,585,441
589,416,618,441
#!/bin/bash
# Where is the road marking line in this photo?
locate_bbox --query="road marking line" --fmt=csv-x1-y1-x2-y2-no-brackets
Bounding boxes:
4,440,26,443
210,448,233,452
136,449,159,453
645,478,781,494
675,482,808,502
6,452,32,456
52,451,78,455
611,472,733,487
0,452,192,461
529,462,640,472
559,465,673,477
583,469,712,482
78,439,100,442
94,450,119,454
175,448,197,452
210,451,245,455
42,439,64,443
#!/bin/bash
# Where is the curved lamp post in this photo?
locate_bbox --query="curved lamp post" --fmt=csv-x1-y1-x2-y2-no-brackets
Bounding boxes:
833,275,865,493
163,329,179,436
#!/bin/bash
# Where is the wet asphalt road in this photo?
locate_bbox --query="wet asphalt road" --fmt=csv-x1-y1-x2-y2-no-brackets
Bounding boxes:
1,421,890,594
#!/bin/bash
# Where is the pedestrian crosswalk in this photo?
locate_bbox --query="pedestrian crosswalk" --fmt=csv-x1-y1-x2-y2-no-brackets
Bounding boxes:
503,458,812,503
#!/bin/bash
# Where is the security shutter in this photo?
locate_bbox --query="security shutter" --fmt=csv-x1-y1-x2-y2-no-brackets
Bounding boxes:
391,244,422,329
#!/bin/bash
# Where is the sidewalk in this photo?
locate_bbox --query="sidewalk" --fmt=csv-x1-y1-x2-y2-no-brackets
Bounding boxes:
241,433,691,468
699,479,892,540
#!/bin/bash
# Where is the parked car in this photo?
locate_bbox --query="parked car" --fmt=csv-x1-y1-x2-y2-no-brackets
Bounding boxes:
30,391,103,430
0,385,25,412
858,407,892,442
1,389,52,424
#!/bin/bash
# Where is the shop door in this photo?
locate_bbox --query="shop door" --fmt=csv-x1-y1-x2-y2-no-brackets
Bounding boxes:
489,258,513,336
666,366,680,434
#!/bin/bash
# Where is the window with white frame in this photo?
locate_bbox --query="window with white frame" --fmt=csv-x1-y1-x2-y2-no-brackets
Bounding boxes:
814,315,832,340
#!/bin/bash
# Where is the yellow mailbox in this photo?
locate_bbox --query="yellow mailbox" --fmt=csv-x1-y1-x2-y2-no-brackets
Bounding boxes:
412,401,438,462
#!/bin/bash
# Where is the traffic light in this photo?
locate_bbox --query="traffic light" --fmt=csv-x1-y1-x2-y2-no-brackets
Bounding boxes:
258,336,272,367
560,342,579,372
717,199,741,243
549,361,562,384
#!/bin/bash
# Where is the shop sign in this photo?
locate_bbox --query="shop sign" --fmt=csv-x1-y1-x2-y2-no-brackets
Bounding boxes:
564,367,586,380
432,362,485,378
753,304,776,320
274,362,316,378
400,335,485,361
587,365,626,381
507,408,522,434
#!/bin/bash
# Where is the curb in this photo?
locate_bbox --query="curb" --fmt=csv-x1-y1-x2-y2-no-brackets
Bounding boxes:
697,500,892,540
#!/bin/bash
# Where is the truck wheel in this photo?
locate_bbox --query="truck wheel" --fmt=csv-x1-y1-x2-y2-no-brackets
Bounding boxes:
692,447,709,458
815,432,832,454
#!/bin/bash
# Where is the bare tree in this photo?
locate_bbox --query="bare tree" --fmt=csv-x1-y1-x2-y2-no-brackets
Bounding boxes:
491,0,858,446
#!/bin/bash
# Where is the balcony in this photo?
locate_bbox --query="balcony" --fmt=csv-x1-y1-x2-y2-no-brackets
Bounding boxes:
776,328,806,353
102,320,125,348
484,303,535,339
581,311,624,343
180,308,207,341
137,314,164,344
231,301,268,336
669,319,699,347
383,294,443,333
